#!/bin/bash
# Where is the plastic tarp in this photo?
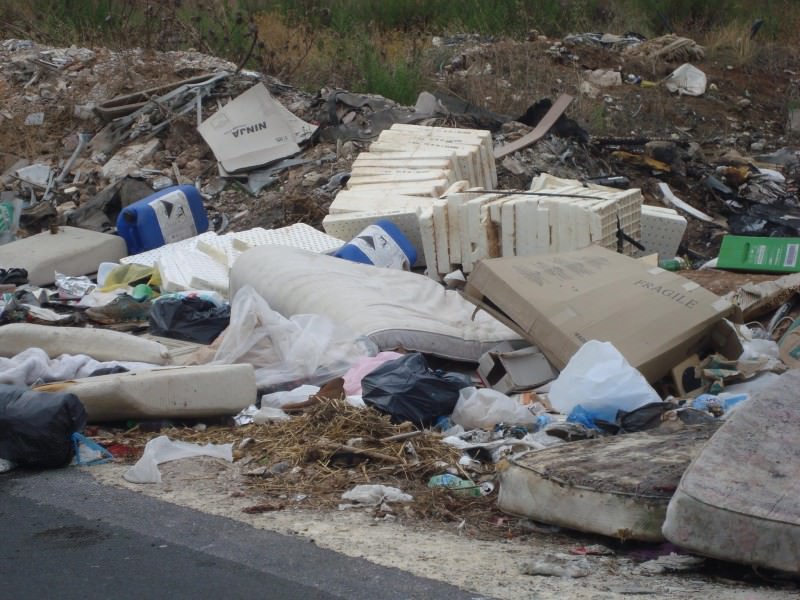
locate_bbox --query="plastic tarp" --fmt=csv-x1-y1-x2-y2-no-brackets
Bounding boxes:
212,285,376,390
123,435,233,484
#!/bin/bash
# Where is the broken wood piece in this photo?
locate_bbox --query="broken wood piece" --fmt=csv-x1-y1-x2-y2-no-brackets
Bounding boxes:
379,431,424,443
494,94,574,159
318,441,402,464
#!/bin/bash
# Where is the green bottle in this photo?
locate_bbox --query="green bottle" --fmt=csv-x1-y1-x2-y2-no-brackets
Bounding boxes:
658,257,690,271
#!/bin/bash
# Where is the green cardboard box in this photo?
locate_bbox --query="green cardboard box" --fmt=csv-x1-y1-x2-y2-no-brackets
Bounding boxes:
717,235,800,273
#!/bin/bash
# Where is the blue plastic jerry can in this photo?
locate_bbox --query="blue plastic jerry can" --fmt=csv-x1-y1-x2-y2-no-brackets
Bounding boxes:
116,185,208,254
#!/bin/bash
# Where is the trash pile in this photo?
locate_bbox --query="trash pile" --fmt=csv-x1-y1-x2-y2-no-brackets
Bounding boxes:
2,35,800,582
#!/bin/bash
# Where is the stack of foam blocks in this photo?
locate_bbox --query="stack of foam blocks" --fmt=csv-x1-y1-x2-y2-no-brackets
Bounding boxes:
322,125,688,280
418,174,644,279
322,124,495,268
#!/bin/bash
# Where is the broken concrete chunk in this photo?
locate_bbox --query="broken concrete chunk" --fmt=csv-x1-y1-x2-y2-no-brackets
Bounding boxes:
101,139,160,182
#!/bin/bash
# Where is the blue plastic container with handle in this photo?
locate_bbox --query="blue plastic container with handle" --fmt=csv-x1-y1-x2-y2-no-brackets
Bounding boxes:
116,185,208,255
332,219,417,270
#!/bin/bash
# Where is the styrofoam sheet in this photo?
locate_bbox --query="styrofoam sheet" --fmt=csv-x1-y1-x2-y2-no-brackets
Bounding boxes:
347,170,453,186
416,207,438,280
371,136,478,188
388,124,495,188
157,248,230,295
121,231,220,267
229,224,344,254
432,199,452,276
362,147,463,180
640,205,687,260
330,191,438,215
0,226,128,285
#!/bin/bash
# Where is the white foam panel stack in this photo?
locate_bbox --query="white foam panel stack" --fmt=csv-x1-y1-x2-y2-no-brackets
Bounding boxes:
323,124,497,268
419,175,644,281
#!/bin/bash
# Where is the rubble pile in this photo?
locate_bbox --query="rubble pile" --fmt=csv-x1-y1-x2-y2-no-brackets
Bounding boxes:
2,31,800,591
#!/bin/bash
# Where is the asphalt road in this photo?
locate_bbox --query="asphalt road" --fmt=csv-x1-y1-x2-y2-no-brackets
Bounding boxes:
1,469,489,600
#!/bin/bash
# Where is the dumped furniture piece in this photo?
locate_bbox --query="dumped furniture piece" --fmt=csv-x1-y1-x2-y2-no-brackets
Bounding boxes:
498,424,719,542
662,369,800,574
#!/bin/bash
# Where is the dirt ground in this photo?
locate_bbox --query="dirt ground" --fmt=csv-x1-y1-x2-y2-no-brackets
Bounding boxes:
90,458,798,600
2,34,799,256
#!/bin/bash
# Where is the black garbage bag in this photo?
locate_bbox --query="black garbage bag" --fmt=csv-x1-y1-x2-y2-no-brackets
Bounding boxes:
361,353,472,428
0,384,87,468
149,296,231,344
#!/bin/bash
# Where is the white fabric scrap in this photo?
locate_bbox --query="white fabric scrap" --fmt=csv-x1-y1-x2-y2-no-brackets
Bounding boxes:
0,347,157,387
123,435,233,484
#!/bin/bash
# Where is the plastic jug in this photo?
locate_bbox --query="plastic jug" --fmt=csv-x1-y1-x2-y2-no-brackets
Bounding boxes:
116,185,208,254
332,219,417,269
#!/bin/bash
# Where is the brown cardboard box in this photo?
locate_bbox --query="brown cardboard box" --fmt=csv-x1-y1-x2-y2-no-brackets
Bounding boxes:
477,342,557,394
463,245,736,383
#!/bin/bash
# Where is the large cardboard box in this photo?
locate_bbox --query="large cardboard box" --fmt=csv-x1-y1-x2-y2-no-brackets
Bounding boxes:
463,245,736,383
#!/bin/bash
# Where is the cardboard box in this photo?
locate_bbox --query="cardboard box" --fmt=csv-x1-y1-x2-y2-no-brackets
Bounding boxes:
197,83,317,173
717,235,800,273
463,245,735,383
478,342,557,394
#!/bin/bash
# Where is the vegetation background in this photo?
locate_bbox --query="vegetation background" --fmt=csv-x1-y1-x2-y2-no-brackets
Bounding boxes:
1,0,796,107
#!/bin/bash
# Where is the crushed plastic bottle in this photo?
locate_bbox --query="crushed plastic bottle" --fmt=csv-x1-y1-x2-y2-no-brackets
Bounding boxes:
428,473,492,497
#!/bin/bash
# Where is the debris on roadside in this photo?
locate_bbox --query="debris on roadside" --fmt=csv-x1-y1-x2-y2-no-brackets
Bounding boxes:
2,31,800,586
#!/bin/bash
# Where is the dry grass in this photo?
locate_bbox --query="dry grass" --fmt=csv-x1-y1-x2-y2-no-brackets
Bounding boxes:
100,396,514,535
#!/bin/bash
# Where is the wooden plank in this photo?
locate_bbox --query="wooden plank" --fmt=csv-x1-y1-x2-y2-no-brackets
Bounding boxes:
494,94,574,159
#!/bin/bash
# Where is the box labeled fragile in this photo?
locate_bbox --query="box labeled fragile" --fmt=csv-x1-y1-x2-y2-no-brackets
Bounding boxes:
717,235,800,273
463,245,736,383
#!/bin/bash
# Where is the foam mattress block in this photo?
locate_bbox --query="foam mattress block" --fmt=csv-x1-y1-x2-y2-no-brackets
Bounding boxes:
0,323,172,365
35,364,256,422
498,424,719,542
0,226,127,285
230,244,522,362
662,370,800,573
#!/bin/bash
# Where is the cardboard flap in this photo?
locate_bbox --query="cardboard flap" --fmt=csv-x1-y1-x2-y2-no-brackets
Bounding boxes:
198,83,316,173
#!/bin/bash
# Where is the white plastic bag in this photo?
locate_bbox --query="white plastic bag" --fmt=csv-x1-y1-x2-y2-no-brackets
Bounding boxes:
212,285,377,389
548,340,661,420
123,436,233,484
338,484,413,509
451,387,538,429
665,63,707,96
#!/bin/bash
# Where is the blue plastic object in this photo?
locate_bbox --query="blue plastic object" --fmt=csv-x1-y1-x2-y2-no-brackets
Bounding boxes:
71,432,114,466
566,404,618,430
116,185,208,254
332,219,417,269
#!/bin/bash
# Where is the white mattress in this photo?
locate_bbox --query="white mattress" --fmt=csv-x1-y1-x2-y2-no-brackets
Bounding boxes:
229,245,522,362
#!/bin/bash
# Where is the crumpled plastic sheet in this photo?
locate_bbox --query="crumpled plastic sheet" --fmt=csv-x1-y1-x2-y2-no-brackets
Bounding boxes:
123,435,233,484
